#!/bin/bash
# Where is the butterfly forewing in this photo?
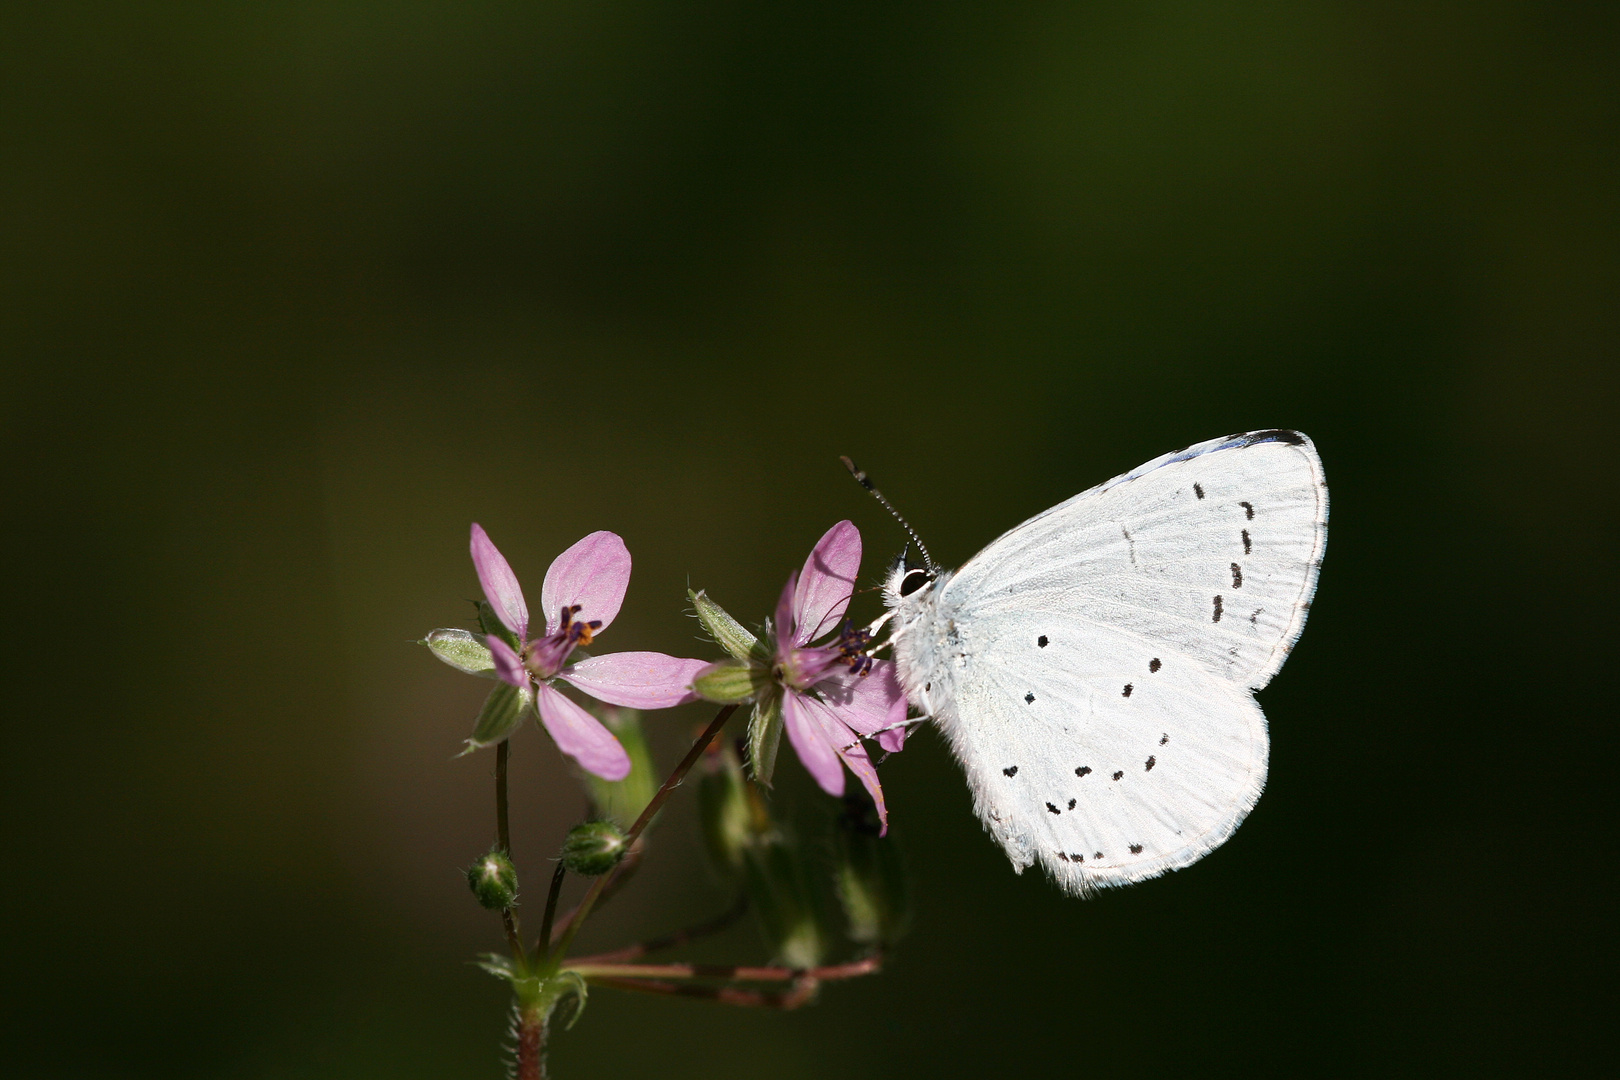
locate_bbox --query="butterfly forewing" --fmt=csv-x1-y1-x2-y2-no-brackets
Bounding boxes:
898,431,1326,892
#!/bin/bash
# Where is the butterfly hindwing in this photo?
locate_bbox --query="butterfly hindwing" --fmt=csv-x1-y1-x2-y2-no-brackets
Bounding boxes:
893,431,1326,891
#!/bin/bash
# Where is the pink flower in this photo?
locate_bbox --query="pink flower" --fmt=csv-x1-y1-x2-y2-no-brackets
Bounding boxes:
772,521,908,834
471,524,709,781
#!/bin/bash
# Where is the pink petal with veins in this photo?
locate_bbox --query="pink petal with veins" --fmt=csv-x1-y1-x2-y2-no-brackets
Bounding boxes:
798,692,889,835
773,573,798,653
533,681,631,780
485,635,528,688
782,691,845,797
818,661,907,740
559,652,709,709
470,523,529,640
792,520,861,645
541,531,631,635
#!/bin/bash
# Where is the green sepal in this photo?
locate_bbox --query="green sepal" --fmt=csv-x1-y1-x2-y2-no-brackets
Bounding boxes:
746,694,784,788
460,681,533,753
542,970,589,1031
423,628,498,678
476,600,522,652
580,706,657,825
474,952,523,981
691,658,765,704
690,589,770,663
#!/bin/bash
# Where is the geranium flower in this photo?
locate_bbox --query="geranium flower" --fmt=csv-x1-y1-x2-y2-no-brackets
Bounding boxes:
471,523,708,781
770,521,908,833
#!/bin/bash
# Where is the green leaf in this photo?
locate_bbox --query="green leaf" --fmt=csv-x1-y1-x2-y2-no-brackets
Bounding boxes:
474,953,521,981
746,695,784,787
461,681,532,752
423,628,497,677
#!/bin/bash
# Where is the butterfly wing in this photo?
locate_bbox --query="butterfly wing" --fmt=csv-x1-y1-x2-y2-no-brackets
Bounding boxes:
921,430,1326,891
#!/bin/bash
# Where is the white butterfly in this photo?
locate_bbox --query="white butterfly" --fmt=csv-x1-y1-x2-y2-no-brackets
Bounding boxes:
878,430,1327,894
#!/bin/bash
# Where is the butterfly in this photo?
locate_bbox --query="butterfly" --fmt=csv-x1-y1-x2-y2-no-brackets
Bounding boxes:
873,430,1327,894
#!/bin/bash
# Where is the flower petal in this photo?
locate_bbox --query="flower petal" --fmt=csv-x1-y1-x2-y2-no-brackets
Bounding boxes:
470,523,529,640
485,634,529,688
773,572,797,653
559,652,709,709
793,520,861,645
782,691,845,797
541,531,631,635
533,681,631,781
796,692,890,835
817,660,907,738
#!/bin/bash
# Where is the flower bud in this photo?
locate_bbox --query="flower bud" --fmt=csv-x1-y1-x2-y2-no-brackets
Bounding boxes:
691,658,765,705
742,828,830,970
460,681,533,753
423,628,497,678
834,795,912,947
689,589,769,663
467,849,519,910
561,820,629,876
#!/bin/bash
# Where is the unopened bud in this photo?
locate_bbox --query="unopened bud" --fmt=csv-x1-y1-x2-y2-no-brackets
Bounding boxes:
467,849,519,910
423,628,498,678
461,681,533,752
561,820,629,876
746,695,784,787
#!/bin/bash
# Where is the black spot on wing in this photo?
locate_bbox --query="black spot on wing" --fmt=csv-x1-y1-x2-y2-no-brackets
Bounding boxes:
1046,802,1060,815
1149,658,1161,673
1093,851,1104,860
1075,766,1092,777
1193,482,1205,499
1072,853,1084,863
1067,798,1076,810
1145,755,1156,771
1212,595,1224,622
1037,635,1048,648
1003,766,1018,777
1159,733,1169,746
1231,563,1243,588
1129,844,1144,854
1024,692,1035,704
1111,770,1124,781
1240,501,1255,520
1242,528,1251,554
1122,683,1133,698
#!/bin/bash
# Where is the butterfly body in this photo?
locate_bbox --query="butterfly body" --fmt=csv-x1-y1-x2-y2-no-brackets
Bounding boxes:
884,430,1327,895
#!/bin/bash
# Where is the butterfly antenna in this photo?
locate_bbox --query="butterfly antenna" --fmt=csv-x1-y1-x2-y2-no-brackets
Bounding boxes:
840,456,935,570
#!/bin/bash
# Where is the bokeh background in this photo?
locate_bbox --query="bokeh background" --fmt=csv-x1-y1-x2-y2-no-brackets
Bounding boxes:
3,3,1615,1077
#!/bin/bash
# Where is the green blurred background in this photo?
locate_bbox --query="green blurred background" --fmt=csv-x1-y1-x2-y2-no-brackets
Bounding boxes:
3,3,1615,1076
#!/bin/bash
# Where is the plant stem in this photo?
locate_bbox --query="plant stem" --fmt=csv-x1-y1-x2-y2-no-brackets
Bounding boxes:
536,861,567,963
568,954,882,984
496,738,512,853
546,704,737,967
566,893,748,965
516,1000,547,1080
584,976,820,1010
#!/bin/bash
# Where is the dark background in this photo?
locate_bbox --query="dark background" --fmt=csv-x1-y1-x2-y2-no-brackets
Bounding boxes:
3,3,1615,1077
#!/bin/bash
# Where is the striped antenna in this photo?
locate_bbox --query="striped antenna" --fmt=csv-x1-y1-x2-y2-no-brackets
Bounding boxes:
840,456,935,571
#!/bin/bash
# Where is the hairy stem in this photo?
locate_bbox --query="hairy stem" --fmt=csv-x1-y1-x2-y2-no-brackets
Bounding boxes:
516,1000,547,1080
546,704,737,966
569,954,882,984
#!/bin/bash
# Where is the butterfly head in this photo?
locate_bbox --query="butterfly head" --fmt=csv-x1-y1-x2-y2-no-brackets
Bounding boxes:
882,550,936,608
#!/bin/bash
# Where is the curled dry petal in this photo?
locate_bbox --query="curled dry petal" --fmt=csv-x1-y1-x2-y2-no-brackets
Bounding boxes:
559,652,709,710
485,634,529,688
782,692,846,798
542,531,631,635
470,523,529,640
533,682,632,781
791,520,861,646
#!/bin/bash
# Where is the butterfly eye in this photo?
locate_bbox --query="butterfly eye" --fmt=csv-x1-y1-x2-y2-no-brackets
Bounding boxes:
899,569,931,597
